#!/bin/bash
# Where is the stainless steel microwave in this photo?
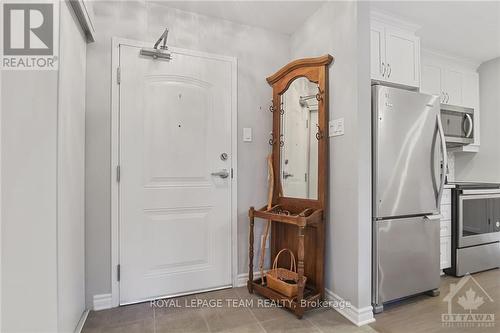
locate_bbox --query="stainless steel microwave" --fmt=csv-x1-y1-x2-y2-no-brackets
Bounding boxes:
440,104,474,147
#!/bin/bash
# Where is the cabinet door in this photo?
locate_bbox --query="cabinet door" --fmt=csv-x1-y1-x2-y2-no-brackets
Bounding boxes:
370,22,386,81
444,69,463,105
421,63,444,101
440,236,451,269
385,28,420,87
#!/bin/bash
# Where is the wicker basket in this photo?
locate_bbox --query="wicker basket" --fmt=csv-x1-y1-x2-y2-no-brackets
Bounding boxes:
266,248,306,298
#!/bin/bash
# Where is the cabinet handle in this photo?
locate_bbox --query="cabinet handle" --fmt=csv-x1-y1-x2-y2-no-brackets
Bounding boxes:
387,63,392,78
446,92,450,104
381,62,386,77
441,92,445,103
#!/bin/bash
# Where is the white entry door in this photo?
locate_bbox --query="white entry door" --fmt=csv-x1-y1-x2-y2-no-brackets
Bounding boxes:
119,44,234,304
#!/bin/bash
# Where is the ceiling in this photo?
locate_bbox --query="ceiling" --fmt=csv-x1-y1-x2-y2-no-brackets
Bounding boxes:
371,1,500,64
154,1,325,35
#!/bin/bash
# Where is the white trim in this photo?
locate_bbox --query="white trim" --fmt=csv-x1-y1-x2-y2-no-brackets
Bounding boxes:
371,10,421,33
93,294,113,311
110,37,238,307
74,309,89,333
422,48,480,71
235,271,264,287
325,289,375,327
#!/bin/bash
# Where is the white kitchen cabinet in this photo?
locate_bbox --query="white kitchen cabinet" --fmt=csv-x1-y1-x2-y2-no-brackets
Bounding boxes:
370,21,386,81
421,63,443,98
421,50,480,152
370,15,420,88
440,237,452,270
444,69,464,106
440,188,452,270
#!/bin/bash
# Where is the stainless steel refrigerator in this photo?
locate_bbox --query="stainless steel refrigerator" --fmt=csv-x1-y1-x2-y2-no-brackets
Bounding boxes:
372,85,447,313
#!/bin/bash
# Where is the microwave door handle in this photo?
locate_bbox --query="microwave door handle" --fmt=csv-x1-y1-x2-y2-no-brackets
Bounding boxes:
437,114,448,207
464,113,473,138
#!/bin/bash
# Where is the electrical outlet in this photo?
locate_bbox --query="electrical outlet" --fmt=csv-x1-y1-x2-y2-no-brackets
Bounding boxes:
329,118,345,137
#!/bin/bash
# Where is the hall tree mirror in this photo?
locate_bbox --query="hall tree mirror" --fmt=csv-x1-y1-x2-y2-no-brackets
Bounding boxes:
248,55,333,319
280,77,320,199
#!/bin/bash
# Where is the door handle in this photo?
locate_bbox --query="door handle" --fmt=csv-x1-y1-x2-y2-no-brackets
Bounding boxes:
211,169,229,179
283,171,294,179
464,114,473,138
437,114,448,207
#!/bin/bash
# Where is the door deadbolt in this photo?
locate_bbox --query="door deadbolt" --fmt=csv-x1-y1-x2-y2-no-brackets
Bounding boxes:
220,153,228,161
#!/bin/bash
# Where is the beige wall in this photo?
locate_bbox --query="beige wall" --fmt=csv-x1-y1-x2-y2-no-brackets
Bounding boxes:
85,1,290,306
291,1,373,313
455,57,500,182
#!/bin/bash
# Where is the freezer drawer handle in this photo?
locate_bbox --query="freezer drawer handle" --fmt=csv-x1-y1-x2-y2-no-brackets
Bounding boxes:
424,215,441,222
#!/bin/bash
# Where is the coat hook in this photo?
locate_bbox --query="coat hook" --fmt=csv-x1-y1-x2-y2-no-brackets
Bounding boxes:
315,124,323,140
316,87,324,102
269,132,276,146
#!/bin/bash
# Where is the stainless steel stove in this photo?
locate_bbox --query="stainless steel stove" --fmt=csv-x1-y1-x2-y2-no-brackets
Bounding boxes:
444,182,500,276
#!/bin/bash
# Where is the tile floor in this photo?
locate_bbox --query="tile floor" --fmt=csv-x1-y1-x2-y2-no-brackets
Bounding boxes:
83,269,500,333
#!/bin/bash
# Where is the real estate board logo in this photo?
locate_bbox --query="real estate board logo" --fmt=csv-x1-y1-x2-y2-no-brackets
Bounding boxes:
2,1,58,70
441,273,495,328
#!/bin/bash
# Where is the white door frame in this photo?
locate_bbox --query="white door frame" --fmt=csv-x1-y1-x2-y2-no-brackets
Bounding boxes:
110,37,238,307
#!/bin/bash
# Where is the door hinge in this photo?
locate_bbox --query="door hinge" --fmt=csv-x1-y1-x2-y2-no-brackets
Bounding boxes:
117,67,121,84
116,165,121,182
231,168,234,179
117,264,121,281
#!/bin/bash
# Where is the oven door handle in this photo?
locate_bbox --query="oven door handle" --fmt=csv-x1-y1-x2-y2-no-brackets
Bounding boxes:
437,114,448,207
464,113,473,138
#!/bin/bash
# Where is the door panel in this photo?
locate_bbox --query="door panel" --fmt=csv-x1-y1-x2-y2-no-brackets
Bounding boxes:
444,69,463,106
119,45,233,304
385,28,419,87
370,23,385,80
373,86,440,218
421,64,443,101
376,216,440,304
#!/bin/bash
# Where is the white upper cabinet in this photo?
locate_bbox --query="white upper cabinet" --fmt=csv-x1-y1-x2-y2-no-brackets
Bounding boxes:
370,21,386,81
421,63,443,97
384,28,420,87
421,50,481,151
444,69,463,105
370,13,421,88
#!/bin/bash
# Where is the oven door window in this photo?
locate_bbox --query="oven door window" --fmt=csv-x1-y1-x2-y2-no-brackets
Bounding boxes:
462,198,489,236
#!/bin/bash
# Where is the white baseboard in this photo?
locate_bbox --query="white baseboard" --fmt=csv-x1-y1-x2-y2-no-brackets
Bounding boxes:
236,271,264,287
74,309,89,333
93,293,113,311
325,288,375,326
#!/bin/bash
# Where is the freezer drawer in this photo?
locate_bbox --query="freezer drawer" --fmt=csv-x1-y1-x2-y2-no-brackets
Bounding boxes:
374,215,440,305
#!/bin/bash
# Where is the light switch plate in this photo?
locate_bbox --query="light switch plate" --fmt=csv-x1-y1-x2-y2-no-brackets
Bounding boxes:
329,118,345,137
243,127,252,142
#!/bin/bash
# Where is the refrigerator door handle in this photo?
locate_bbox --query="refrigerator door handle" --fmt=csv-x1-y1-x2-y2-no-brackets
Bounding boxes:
437,114,448,207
